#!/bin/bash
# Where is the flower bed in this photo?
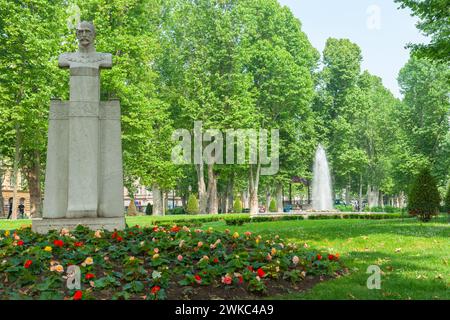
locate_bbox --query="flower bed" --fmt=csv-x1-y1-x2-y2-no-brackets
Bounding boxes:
0,225,345,300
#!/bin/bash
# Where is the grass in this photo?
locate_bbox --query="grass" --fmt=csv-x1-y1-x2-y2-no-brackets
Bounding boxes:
1,214,448,300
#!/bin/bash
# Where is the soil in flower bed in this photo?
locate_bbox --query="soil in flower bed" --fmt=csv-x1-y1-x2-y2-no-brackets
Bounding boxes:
164,275,328,300
0,224,344,300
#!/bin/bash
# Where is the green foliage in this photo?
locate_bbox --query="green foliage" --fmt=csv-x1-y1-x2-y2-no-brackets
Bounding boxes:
308,213,405,220
363,206,402,213
395,0,450,62
233,199,243,214
145,204,153,215
186,194,199,215
269,199,277,212
335,205,354,212
444,183,450,214
225,217,251,226
408,168,441,221
167,207,185,215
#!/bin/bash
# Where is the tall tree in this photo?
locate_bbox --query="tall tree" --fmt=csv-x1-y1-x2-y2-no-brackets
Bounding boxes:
395,0,450,62
396,57,450,189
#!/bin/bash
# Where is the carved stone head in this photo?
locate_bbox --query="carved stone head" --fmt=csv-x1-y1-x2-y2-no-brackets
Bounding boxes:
76,21,96,52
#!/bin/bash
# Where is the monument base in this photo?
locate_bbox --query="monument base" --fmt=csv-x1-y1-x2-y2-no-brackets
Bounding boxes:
31,217,126,234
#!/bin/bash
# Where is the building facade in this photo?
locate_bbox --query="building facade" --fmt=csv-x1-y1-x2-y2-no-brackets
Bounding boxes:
1,170,31,218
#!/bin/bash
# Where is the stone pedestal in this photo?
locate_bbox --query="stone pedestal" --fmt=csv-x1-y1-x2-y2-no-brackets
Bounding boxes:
32,217,126,234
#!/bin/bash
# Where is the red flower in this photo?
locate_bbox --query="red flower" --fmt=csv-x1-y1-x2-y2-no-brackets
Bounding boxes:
128,232,134,236
316,254,322,261
74,242,83,247
256,268,266,278
247,265,254,272
73,290,83,300
152,227,159,232
151,286,161,294
170,226,181,233
17,240,24,246
53,239,64,247
24,260,32,269
328,254,339,261
238,275,244,284
116,236,123,242
85,273,95,280
111,231,118,239
213,258,219,263
194,274,202,284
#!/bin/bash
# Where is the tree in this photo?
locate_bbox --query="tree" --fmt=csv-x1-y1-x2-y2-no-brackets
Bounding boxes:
313,38,364,201
233,198,243,214
408,168,441,221
127,200,138,216
145,203,153,215
239,0,318,214
445,183,450,214
397,57,450,190
0,0,69,218
269,199,277,212
395,0,450,62
186,194,199,215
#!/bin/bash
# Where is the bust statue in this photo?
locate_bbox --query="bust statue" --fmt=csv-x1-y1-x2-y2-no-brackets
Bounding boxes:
58,21,112,69
76,21,96,54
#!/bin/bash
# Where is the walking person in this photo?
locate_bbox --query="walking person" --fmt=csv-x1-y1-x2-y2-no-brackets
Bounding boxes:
7,199,13,219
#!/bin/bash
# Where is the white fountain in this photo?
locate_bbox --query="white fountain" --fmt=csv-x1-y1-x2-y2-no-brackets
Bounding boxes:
311,144,334,211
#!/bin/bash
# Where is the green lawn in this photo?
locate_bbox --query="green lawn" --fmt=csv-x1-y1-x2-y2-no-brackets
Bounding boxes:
1,215,448,299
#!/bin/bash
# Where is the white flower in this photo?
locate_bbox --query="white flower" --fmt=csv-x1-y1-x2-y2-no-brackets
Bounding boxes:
152,270,162,279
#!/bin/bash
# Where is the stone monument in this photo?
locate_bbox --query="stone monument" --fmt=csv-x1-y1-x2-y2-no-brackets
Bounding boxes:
32,21,125,233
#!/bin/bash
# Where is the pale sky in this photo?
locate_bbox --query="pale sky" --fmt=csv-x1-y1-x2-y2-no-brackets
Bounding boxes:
277,0,429,98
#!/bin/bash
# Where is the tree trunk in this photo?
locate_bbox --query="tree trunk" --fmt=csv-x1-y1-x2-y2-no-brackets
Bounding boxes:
0,159,4,217
196,163,207,214
11,126,21,220
26,150,42,218
226,178,233,214
265,186,271,211
249,163,261,215
206,164,218,214
163,191,168,215
345,174,351,204
399,191,405,208
152,184,163,216
276,183,283,212
367,185,379,208
358,174,363,212
379,191,384,208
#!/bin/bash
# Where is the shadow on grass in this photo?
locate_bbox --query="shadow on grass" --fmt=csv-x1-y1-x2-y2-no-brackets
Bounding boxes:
271,250,449,300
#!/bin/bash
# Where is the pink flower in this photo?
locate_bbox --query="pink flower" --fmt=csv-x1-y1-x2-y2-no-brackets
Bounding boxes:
154,248,159,254
197,241,203,247
221,275,232,285
177,255,183,262
244,231,252,237
292,255,300,265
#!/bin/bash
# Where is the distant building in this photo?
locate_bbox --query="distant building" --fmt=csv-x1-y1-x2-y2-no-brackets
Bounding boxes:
123,185,183,213
1,170,31,218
